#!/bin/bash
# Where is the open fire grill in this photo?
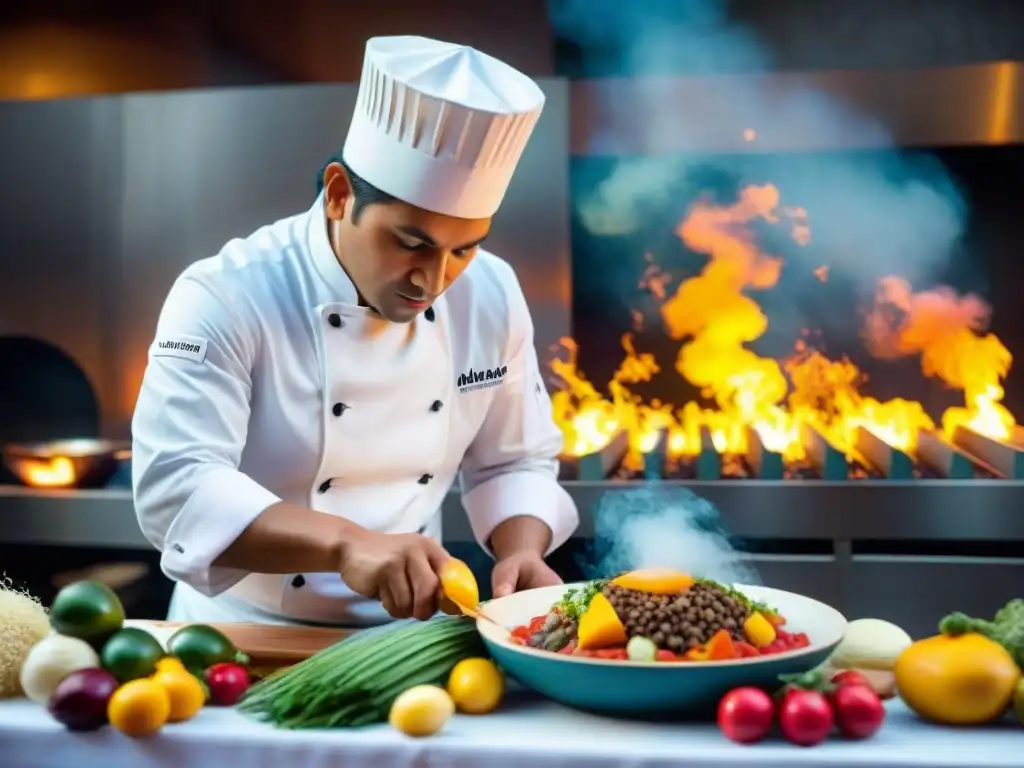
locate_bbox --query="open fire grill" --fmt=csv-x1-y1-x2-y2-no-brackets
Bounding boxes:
561,421,1019,482
532,170,1024,566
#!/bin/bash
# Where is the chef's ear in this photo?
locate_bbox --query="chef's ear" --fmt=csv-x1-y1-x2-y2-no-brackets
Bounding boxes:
322,162,355,221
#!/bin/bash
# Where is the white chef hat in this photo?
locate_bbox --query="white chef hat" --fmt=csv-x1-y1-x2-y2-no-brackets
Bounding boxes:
342,36,545,220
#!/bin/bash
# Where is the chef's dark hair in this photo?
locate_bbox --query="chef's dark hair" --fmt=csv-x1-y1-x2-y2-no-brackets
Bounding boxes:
316,154,397,224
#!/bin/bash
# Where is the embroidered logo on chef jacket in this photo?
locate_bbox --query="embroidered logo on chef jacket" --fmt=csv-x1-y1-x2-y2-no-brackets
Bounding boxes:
151,335,208,364
457,365,507,393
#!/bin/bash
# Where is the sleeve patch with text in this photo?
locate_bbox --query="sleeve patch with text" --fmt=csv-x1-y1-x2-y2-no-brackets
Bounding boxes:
151,335,208,363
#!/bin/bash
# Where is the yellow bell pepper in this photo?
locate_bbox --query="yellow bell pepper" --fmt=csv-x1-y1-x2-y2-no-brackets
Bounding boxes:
743,611,777,649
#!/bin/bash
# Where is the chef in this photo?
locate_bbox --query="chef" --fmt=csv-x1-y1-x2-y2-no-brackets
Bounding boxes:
131,35,579,626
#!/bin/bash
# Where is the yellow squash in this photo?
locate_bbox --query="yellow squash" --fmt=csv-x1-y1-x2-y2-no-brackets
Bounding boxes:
439,559,479,614
894,631,1021,725
742,612,777,649
611,569,695,595
577,593,628,650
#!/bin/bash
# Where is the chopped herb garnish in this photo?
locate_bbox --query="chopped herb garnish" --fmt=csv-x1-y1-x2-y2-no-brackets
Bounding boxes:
555,578,609,621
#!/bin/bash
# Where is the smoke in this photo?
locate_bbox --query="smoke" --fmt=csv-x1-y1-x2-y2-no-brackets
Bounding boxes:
587,485,761,586
555,0,968,290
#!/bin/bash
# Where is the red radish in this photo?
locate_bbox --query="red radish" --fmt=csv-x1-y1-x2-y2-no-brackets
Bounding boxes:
204,662,251,706
831,670,871,689
831,683,885,739
717,687,775,744
47,668,119,731
778,689,834,746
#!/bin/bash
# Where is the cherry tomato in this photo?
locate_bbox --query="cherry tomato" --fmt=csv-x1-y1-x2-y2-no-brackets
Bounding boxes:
204,663,251,707
831,683,885,740
656,649,677,662
717,687,775,744
528,616,547,633
778,689,834,746
831,670,870,689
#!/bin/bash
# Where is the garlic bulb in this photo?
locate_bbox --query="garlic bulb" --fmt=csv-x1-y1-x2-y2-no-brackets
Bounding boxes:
829,618,912,671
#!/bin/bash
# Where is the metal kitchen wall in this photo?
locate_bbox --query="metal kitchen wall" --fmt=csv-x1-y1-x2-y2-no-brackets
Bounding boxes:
0,81,571,439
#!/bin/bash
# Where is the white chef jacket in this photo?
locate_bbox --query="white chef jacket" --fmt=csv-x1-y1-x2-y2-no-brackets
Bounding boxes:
132,192,579,626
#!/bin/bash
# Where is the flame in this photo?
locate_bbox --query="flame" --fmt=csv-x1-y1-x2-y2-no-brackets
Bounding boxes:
15,456,78,488
550,184,1015,469
862,276,1014,441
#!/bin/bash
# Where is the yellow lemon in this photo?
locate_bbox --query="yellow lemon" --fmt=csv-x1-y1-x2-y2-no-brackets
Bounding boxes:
107,679,171,738
389,685,455,737
446,658,504,715
152,669,207,723
154,657,187,675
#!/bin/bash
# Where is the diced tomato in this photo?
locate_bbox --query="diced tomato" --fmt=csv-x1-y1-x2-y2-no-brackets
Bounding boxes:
656,649,677,662
528,616,548,633
775,628,791,641
706,629,737,660
790,632,810,649
734,641,760,658
759,640,784,655
575,649,595,657
595,648,629,660
558,640,577,655
511,626,531,642
684,646,710,661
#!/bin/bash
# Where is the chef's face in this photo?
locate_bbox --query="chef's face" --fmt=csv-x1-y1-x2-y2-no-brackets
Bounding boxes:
322,162,491,323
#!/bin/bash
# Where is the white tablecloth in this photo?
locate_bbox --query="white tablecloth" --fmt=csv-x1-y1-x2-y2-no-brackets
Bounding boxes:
2,692,1020,768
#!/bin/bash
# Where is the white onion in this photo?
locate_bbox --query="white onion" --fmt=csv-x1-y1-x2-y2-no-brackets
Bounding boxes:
829,618,912,671
19,634,100,705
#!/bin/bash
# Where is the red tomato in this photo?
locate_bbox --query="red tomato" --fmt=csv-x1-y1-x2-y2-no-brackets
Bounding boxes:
204,663,251,707
511,626,531,642
831,670,870,689
775,628,791,641
778,689,834,746
595,648,628,660
558,640,577,655
831,684,885,740
734,641,760,658
656,649,677,662
528,616,547,633
790,632,810,648
760,640,783,655
717,687,775,744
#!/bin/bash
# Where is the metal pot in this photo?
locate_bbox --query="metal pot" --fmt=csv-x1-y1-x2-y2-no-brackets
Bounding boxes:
2,438,130,489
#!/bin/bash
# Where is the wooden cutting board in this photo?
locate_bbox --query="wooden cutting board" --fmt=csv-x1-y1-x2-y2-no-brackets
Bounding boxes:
125,620,353,671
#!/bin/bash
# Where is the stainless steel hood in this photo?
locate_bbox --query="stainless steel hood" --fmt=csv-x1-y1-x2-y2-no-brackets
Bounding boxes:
570,61,1024,154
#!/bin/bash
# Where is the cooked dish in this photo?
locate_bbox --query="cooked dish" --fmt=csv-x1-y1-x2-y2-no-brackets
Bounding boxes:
509,570,810,662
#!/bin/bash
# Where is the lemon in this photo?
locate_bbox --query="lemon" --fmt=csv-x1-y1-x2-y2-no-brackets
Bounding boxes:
446,658,504,715
389,685,455,737
108,679,171,738
154,657,187,674
152,669,207,723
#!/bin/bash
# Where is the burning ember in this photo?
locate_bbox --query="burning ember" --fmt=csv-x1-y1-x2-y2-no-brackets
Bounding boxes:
550,184,1015,476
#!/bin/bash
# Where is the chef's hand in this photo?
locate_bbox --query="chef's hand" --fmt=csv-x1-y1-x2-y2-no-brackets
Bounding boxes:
491,551,563,599
337,528,451,621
